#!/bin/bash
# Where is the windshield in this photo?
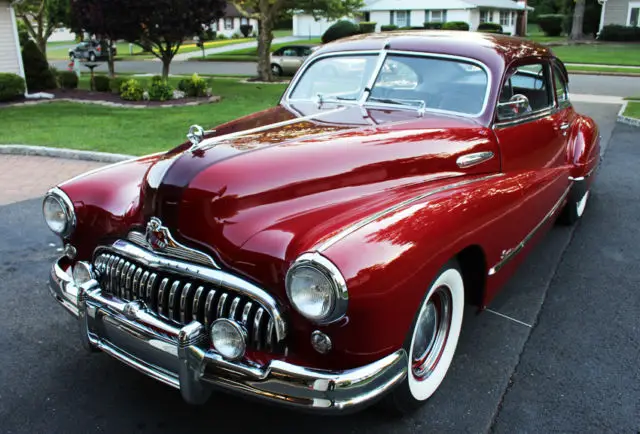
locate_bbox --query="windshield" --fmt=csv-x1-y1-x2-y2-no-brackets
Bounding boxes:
288,53,489,116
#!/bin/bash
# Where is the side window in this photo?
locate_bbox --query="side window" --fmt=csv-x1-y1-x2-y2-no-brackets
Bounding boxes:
282,48,298,57
553,64,570,106
273,49,284,57
497,62,553,121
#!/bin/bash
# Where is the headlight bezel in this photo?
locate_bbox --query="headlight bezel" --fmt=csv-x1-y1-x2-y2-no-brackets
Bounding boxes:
285,252,348,324
43,187,76,238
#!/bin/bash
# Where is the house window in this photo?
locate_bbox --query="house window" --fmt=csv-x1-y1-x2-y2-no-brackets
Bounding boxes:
240,17,249,25
629,4,640,27
480,9,492,24
392,10,409,27
428,10,447,23
224,18,233,30
500,11,510,26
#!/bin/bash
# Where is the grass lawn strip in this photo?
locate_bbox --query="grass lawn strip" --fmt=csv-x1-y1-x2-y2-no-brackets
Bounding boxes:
566,65,640,76
0,79,287,155
550,44,640,67
199,38,322,61
623,101,640,119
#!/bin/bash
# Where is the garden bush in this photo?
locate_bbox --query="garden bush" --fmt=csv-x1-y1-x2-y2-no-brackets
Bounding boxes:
109,77,127,94
537,14,564,37
217,34,228,40
148,76,173,101
322,20,360,43
17,20,29,47
477,22,503,33
177,73,208,97
22,40,57,91
0,73,26,101
424,22,443,30
240,24,253,37
359,22,377,33
442,21,470,31
57,70,78,89
380,24,398,32
94,75,110,92
120,78,144,101
598,25,640,41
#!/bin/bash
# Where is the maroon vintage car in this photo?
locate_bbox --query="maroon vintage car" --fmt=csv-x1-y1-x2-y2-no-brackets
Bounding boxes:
44,31,600,413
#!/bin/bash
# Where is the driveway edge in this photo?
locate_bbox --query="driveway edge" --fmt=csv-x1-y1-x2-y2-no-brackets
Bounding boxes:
617,102,640,128
0,145,133,163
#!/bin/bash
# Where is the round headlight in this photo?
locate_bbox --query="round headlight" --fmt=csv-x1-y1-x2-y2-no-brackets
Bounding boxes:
211,319,247,361
43,189,75,237
285,253,348,324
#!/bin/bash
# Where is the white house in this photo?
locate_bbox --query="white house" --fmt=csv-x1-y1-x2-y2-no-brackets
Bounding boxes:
598,0,640,31
210,4,259,38
0,1,24,80
293,0,531,37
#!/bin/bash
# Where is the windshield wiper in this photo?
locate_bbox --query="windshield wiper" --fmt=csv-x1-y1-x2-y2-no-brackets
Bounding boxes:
367,97,426,116
315,93,357,107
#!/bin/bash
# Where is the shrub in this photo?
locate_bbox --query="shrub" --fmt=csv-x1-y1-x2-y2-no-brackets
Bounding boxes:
93,75,110,92
477,22,503,33
0,73,26,101
424,22,443,30
148,75,173,101
17,20,29,47
22,40,57,91
109,76,127,94
57,70,78,89
217,34,228,40
442,21,470,31
380,24,398,32
359,22,377,33
231,32,242,39
598,25,640,41
120,78,144,101
240,24,253,38
321,20,360,43
537,14,564,37
178,73,208,97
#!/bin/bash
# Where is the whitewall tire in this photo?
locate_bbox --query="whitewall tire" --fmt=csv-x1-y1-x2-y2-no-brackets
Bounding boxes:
388,261,465,412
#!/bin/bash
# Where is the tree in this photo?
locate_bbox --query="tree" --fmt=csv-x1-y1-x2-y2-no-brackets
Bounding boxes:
126,0,226,79
570,0,586,39
13,0,71,58
233,0,363,82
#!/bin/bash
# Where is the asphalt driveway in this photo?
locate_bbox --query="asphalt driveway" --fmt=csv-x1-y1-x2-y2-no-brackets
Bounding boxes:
0,103,637,433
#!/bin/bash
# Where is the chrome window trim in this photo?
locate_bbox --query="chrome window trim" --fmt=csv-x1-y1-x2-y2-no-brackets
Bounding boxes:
284,49,493,120
94,239,287,341
493,106,557,129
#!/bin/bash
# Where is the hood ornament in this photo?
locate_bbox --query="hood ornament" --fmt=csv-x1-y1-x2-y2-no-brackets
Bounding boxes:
187,124,215,153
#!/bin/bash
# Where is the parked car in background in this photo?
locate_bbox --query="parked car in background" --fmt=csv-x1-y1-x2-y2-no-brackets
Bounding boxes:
68,40,116,62
270,44,318,76
45,31,600,415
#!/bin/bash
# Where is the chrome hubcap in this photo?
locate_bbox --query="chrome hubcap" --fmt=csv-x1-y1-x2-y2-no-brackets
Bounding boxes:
576,191,589,217
411,287,452,380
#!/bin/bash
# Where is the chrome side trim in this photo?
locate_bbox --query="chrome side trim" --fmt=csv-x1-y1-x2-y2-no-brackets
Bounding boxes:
95,240,287,341
317,174,502,252
488,184,572,276
456,151,495,168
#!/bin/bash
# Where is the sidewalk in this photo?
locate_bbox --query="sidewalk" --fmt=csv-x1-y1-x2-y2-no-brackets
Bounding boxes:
171,36,304,61
0,155,105,205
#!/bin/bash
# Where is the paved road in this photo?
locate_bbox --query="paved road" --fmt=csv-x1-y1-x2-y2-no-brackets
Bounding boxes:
171,36,303,61
0,103,638,433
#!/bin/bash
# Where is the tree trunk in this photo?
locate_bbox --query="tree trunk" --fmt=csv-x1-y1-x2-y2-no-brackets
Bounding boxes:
257,15,274,81
107,39,115,77
571,0,586,40
161,55,171,79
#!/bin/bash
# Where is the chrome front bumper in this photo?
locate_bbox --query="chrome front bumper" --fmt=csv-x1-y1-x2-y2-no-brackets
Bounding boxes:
49,257,407,412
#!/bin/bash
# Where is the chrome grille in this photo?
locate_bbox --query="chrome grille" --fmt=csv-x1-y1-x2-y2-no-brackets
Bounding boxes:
93,252,280,352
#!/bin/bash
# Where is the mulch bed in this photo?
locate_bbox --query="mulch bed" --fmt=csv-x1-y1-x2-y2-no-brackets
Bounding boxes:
0,89,220,109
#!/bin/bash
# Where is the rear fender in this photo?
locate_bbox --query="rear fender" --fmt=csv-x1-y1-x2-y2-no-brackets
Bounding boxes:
567,114,600,185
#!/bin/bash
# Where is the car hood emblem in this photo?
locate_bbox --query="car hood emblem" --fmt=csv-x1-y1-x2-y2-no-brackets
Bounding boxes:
146,217,169,250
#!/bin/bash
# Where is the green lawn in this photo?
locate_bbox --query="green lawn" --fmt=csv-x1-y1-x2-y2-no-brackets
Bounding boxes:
199,38,323,62
624,102,640,119
525,23,566,44
0,79,287,155
551,44,640,66
566,65,640,75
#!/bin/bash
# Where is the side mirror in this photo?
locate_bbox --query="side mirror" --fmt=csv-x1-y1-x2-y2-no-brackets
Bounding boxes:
497,94,531,121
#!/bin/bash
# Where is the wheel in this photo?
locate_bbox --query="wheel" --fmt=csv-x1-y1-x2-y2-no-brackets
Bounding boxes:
386,260,465,414
558,180,590,225
89,52,96,62
271,64,282,77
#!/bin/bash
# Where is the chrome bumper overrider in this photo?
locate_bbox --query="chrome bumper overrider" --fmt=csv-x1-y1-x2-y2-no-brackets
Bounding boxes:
49,257,407,412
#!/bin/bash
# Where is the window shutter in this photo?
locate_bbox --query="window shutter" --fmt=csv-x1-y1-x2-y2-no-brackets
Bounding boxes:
390,10,395,25
407,11,411,27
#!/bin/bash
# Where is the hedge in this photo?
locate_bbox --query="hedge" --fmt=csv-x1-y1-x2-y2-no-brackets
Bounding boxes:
359,22,377,33
380,24,398,32
424,22,443,30
477,22,503,33
57,70,78,89
442,21,470,31
93,75,110,92
22,40,57,91
0,73,26,101
321,20,360,43
537,14,564,37
598,25,640,41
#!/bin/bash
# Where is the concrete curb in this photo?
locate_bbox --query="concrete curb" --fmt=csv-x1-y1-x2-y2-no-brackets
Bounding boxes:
0,145,134,163
568,70,640,78
616,101,640,128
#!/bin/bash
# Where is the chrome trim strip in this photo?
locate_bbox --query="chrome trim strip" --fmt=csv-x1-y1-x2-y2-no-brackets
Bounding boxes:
193,286,204,322
488,184,572,276
456,151,495,168
253,308,264,350
95,240,287,341
317,174,502,252
493,107,556,129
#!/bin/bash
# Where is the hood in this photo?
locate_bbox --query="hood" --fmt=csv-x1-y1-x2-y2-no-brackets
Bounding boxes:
141,102,499,288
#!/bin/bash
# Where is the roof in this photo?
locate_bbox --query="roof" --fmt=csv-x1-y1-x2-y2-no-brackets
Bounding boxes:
363,0,530,11
315,31,552,72
222,4,254,17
